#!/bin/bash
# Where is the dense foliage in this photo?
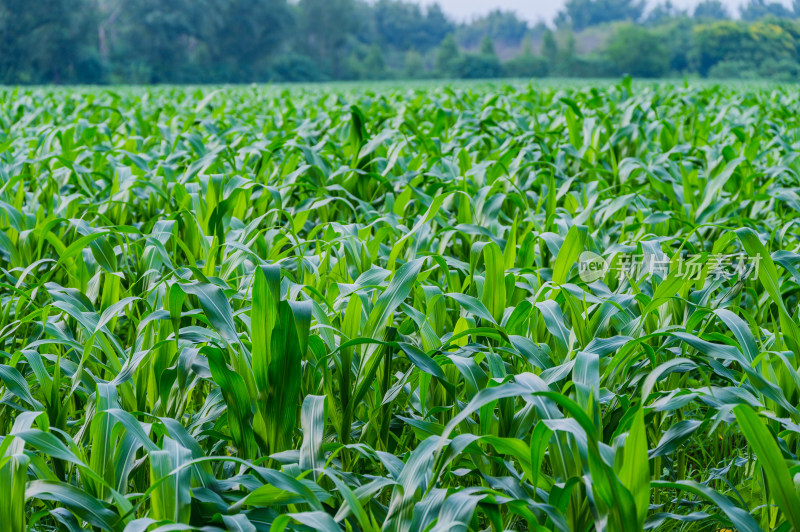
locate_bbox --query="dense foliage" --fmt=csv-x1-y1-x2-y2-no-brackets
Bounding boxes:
4,80,800,531
5,0,800,83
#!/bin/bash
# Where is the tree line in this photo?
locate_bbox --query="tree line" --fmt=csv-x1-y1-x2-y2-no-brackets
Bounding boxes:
3,0,800,83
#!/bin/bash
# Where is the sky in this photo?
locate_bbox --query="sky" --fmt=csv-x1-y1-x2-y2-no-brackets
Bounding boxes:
414,0,792,23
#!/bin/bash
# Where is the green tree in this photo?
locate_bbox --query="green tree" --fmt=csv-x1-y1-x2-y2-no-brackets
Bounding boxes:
556,0,645,30
740,0,795,20
479,35,497,56
207,0,293,80
403,50,426,78
660,16,695,73
644,1,684,25
364,44,387,79
111,0,214,82
541,29,559,69
454,54,503,78
521,34,534,56
0,0,100,83
505,36,549,78
692,19,800,76
452,34,502,79
297,0,358,78
457,10,529,49
605,23,669,77
693,0,730,20
371,0,451,51
436,33,461,76
422,3,453,47
270,53,323,81
558,31,577,74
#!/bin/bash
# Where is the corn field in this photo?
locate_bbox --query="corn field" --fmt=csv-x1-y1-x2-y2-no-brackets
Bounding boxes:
3,80,800,531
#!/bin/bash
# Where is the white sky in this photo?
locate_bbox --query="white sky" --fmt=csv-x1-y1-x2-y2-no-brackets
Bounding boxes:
414,0,793,23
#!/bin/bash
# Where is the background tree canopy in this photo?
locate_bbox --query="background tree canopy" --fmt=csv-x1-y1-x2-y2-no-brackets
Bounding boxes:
4,0,800,83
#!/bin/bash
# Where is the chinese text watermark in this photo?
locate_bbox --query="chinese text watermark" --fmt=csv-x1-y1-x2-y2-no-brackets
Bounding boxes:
578,251,761,283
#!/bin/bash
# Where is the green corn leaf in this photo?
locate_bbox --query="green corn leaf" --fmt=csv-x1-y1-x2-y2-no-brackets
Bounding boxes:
736,228,800,359
26,480,120,531
652,480,760,532
205,346,257,458
619,408,649,528
552,225,586,285
479,241,507,324
149,437,192,524
266,300,304,453
299,395,326,473
733,405,800,530
252,264,280,396
0,454,28,532
365,258,424,339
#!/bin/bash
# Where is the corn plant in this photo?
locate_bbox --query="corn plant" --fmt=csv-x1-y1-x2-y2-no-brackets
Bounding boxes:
2,80,800,531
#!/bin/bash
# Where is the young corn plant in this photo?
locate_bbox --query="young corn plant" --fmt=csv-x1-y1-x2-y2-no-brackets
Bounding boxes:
2,80,800,531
